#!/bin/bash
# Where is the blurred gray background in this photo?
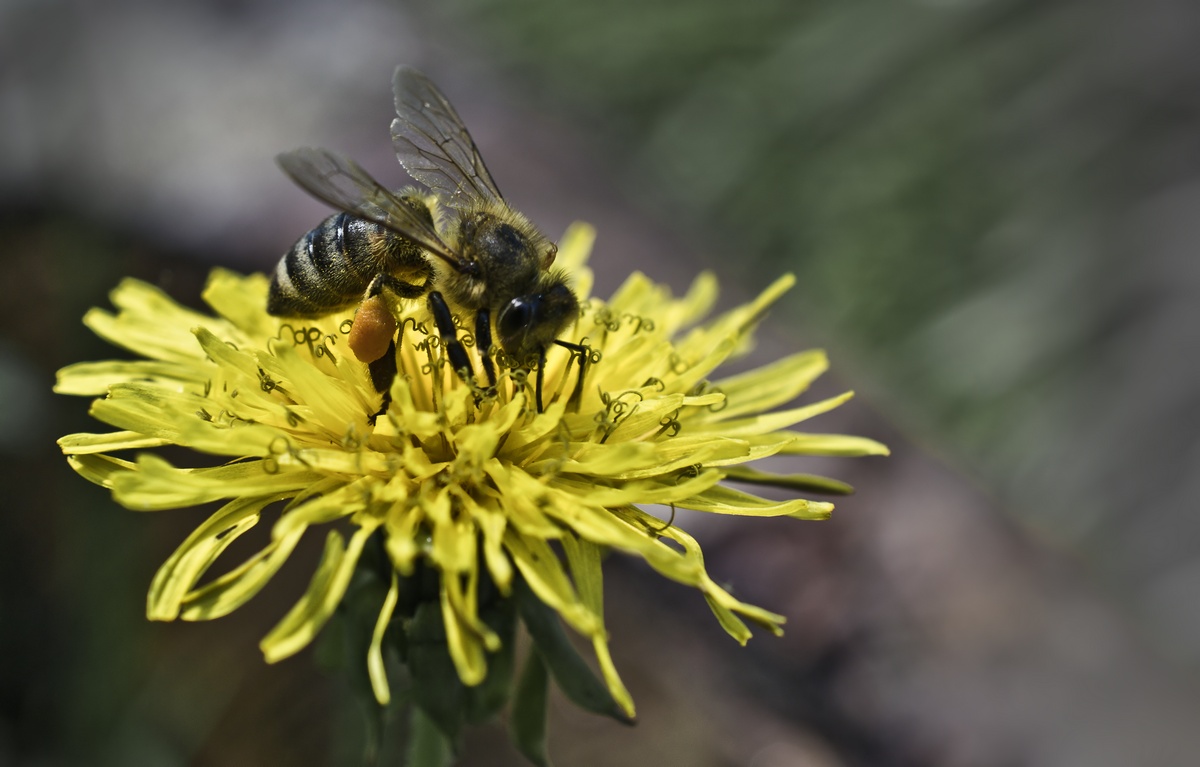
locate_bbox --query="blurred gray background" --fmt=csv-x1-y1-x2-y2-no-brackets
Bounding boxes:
4,0,1200,764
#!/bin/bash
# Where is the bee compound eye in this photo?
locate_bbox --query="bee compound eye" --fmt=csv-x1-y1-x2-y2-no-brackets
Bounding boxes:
499,298,534,338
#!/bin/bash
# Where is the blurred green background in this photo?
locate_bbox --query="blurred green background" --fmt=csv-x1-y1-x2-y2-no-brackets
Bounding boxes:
4,0,1200,764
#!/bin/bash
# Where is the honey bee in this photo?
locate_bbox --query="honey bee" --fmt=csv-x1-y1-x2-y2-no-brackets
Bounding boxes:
269,66,581,409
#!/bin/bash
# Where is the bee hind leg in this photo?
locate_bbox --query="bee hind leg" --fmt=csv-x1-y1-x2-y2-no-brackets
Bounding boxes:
366,271,429,300
359,270,428,423
367,338,397,424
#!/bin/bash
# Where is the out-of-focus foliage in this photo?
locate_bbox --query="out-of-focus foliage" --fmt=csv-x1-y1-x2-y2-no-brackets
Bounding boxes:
437,0,1200,658
7,0,1200,764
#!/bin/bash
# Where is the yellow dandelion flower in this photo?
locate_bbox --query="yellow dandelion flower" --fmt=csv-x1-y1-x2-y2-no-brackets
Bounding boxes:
56,223,886,739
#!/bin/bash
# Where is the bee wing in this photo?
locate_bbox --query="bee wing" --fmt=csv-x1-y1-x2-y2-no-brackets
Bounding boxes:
276,147,460,265
391,66,505,209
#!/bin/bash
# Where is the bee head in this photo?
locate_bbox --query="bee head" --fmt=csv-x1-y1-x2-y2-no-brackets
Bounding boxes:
496,281,578,363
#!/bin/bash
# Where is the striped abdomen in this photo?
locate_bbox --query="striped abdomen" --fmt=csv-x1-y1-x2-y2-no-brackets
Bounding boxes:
268,211,429,317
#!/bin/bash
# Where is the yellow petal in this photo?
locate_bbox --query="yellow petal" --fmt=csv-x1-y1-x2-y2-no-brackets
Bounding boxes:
503,531,598,636
201,269,276,338
676,483,834,520
110,454,325,510
690,391,856,437
562,535,635,718
555,222,596,299
55,359,206,396
780,432,892,456
147,494,280,620
59,431,171,454
367,571,400,705
441,575,488,686
261,522,379,663
706,349,828,419
179,526,307,621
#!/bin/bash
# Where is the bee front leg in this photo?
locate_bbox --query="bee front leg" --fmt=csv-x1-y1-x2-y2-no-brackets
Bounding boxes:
427,291,477,385
553,339,592,413
536,347,546,414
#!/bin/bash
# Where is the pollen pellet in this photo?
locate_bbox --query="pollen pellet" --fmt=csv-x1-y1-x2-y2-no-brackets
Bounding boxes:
348,295,396,363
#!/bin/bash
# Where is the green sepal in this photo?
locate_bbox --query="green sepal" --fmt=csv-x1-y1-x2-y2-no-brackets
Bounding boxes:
723,466,854,495
510,646,552,767
407,601,466,748
314,605,388,765
312,612,346,674
464,594,517,725
338,558,399,758
406,706,454,767
515,580,633,725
